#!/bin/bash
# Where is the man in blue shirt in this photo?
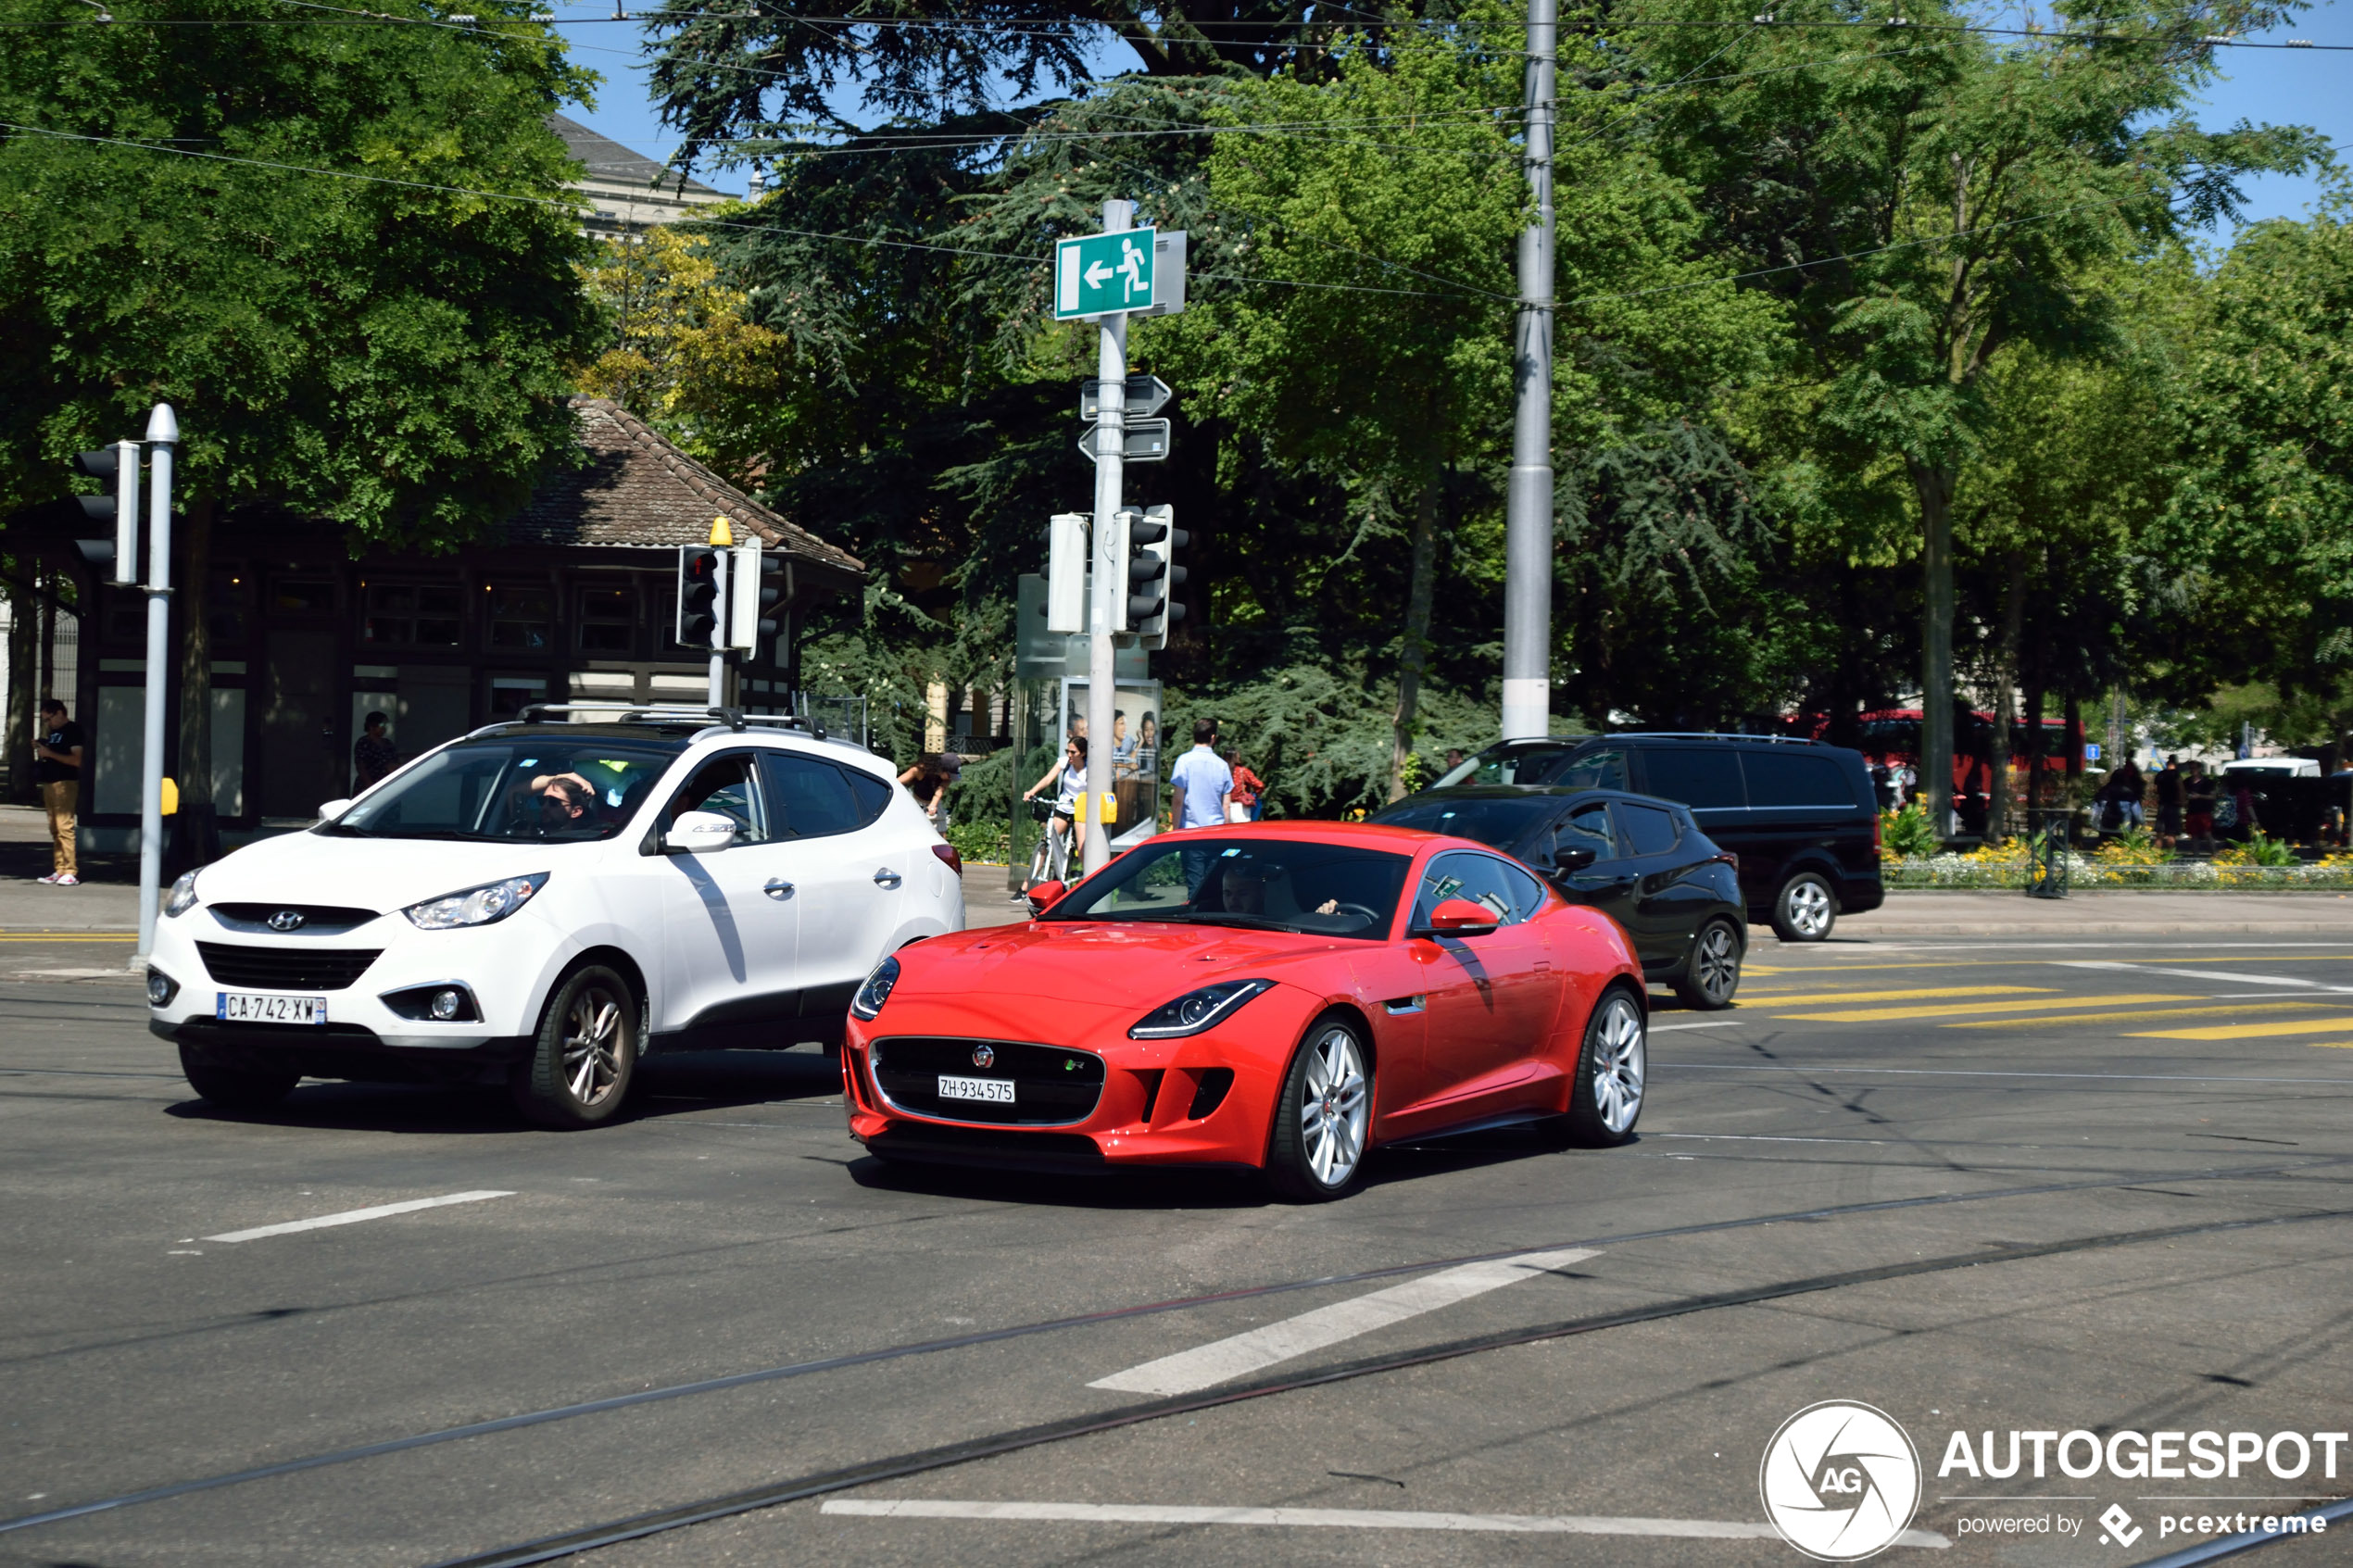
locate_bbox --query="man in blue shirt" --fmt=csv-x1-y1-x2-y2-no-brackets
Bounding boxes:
1168,719,1233,897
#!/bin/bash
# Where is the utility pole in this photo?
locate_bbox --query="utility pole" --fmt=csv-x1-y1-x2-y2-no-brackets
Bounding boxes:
134,403,177,966
1084,198,1133,877
1502,0,1558,745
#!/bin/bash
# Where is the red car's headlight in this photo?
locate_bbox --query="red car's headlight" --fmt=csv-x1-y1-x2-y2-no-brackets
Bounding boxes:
1129,978,1275,1039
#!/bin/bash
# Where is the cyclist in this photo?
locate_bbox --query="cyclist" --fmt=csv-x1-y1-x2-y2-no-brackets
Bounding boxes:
1021,735,1088,884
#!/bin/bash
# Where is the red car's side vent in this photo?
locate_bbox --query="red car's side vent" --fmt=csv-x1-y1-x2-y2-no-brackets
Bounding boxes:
1135,1069,1166,1124
1188,1068,1235,1122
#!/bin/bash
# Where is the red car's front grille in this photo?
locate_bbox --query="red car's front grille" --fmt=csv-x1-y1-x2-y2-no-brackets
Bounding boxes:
869,1037,1105,1126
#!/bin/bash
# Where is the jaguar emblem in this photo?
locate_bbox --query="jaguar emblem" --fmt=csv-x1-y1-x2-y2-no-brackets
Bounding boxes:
971,1044,996,1071
267,910,307,933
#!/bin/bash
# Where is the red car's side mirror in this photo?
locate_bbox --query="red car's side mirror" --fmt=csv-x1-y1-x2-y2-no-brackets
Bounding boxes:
1026,880,1066,914
1416,897,1500,939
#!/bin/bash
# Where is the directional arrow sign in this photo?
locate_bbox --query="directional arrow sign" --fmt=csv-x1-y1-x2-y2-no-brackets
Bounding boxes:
1054,227,1156,320
1079,375,1173,421
1076,418,1173,463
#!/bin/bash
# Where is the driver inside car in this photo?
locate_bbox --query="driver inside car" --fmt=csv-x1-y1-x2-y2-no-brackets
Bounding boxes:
1217,860,1340,918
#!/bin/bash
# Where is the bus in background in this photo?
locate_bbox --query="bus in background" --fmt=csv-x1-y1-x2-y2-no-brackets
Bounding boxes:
1783,709,2086,830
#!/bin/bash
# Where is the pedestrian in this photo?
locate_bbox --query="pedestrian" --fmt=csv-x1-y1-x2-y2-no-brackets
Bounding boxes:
2155,754,2183,846
1896,760,1919,805
1444,747,1466,773
2113,749,2145,830
899,751,963,835
1168,718,1233,897
32,696,83,886
1224,747,1265,822
2183,760,2216,850
354,710,400,791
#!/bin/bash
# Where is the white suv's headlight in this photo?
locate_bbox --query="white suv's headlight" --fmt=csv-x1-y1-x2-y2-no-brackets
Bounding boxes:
403,873,548,930
163,870,200,918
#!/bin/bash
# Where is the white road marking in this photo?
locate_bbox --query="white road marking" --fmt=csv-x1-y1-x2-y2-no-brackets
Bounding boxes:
201,1190,515,1244
1651,1019,1749,1033
1087,1247,1599,1395
820,1499,1950,1547
2055,960,2353,991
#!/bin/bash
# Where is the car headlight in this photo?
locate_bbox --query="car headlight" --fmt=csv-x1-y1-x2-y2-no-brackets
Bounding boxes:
402,872,548,930
164,870,199,918
1129,978,1275,1039
849,954,900,1021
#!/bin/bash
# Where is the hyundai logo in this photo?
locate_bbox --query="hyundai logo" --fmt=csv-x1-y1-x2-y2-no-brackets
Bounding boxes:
267,910,307,933
971,1044,996,1070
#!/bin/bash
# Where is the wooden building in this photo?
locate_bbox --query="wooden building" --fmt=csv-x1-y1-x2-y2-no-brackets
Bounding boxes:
15,398,862,850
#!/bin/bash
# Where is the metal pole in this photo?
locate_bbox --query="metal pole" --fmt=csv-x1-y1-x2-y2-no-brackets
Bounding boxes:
1501,0,1557,745
134,403,178,965
708,548,728,709
1085,198,1132,876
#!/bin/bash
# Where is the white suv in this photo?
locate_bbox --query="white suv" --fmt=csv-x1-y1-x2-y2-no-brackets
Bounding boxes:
145,711,964,1127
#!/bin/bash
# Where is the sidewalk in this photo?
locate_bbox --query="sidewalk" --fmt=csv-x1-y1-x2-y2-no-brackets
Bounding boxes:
1843,889,2353,937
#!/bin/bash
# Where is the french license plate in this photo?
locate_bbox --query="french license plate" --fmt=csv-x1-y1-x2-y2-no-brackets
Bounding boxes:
937,1074,1014,1104
216,991,328,1025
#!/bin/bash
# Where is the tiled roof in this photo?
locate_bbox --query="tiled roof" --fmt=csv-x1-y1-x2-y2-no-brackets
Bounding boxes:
500,398,864,583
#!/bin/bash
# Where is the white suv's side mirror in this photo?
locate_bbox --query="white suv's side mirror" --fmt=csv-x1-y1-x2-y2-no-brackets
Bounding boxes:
317,798,353,821
665,810,738,853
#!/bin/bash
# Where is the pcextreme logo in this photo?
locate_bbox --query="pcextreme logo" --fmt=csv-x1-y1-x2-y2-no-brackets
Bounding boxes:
1760,1401,1925,1562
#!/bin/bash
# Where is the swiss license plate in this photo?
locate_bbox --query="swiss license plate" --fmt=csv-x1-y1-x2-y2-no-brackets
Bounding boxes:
937,1074,1014,1104
216,991,328,1025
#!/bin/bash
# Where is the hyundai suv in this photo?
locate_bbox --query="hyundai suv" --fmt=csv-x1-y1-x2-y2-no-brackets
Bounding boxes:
146,709,964,1126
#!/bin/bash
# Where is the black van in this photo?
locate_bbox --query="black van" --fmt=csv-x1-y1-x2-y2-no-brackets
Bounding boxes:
1434,734,1883,941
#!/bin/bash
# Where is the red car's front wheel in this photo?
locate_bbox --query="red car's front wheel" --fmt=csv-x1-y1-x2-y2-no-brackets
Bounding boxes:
1266,1016,1374,1202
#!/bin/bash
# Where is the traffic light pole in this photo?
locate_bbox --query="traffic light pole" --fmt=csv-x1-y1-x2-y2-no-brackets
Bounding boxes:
1501,0,1556,744
1083,198,1132,877
134,404,178,965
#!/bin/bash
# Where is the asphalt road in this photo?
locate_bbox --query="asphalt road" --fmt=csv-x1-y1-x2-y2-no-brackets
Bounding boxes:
6,929,2352,1568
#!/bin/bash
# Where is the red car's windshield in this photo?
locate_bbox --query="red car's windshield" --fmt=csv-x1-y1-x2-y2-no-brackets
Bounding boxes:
1044,837,1412,939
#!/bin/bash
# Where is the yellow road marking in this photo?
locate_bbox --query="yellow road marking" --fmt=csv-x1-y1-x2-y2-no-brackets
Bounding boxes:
1743,960,2021,976
2132,1017,2353,1041
0,934,136,943
1778,994,2194,1023
1744,986,2054,1006
1944,1001,2347,1029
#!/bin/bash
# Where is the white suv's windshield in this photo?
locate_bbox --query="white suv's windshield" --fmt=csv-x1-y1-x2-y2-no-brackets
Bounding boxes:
328,737,686,842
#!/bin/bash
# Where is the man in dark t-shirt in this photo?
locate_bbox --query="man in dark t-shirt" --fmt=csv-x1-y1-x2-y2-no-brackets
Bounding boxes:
2155,755,2183,843
32,697,84,884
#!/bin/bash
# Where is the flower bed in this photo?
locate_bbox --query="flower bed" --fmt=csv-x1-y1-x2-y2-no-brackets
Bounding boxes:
1881,844,2353,890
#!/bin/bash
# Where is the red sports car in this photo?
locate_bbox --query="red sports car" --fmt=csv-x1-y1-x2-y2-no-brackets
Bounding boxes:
839,822,1649,1199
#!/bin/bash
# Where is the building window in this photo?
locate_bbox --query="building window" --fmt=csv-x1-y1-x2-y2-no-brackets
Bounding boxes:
362,583,463,647
486,584,553,650
574,584,635,654
208,571,247,646
270,578,335,615
489,675,546,719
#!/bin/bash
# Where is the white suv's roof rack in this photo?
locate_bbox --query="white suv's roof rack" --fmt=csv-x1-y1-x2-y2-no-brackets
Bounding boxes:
470,703,849,746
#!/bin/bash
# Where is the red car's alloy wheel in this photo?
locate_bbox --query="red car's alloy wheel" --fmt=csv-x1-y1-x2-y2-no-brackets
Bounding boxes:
1268,1019,1373,1200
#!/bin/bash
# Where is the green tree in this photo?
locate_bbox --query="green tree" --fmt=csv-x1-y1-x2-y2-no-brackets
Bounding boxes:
1634,0,2320,829
0,0,601,849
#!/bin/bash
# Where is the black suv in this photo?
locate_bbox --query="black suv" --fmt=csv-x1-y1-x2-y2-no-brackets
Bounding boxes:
1433,734,1883,941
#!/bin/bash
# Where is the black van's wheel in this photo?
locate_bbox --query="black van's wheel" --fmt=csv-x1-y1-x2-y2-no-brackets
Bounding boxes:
1673,919,1744,1010
178,1045,298,1110
511,964,638,1129
1771,872,1837,942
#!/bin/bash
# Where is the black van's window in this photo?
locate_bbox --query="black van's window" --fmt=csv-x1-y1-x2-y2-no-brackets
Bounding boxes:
1547,747,1629,792
1617,801,1680,856
1743,752,1856,808
1643,746,1745,809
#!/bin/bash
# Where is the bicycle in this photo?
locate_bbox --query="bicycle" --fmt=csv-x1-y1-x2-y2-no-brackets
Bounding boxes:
1021,796,1072,892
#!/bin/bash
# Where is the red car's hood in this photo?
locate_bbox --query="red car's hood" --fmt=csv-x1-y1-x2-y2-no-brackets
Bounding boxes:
898,919,1360,1007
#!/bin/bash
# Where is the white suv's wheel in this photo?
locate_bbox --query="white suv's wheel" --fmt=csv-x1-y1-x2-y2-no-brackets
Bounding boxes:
512,965,638,1129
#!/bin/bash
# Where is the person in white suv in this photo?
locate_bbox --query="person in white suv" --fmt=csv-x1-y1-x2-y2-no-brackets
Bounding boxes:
145,711,965,1128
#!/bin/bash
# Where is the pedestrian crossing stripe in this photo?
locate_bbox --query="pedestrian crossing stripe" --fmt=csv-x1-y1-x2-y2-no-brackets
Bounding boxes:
2131,1017,2353,1040
1944,1001,2348,1029
1743,986,2054,1006
1775,994,2191,1023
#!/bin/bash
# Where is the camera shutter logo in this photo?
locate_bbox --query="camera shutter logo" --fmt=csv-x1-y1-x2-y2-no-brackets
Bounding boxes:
1759,1400,1922,1561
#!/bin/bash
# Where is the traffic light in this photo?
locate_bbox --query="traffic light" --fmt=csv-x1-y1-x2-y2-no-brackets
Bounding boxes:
73,441,140,585
729,538,783,649
1046,512,1088,633
1121,504,1188,649
675,544,722,648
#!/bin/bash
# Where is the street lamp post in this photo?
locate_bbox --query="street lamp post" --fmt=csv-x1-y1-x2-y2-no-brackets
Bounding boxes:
1501,0,1557,745
133,402,178,966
